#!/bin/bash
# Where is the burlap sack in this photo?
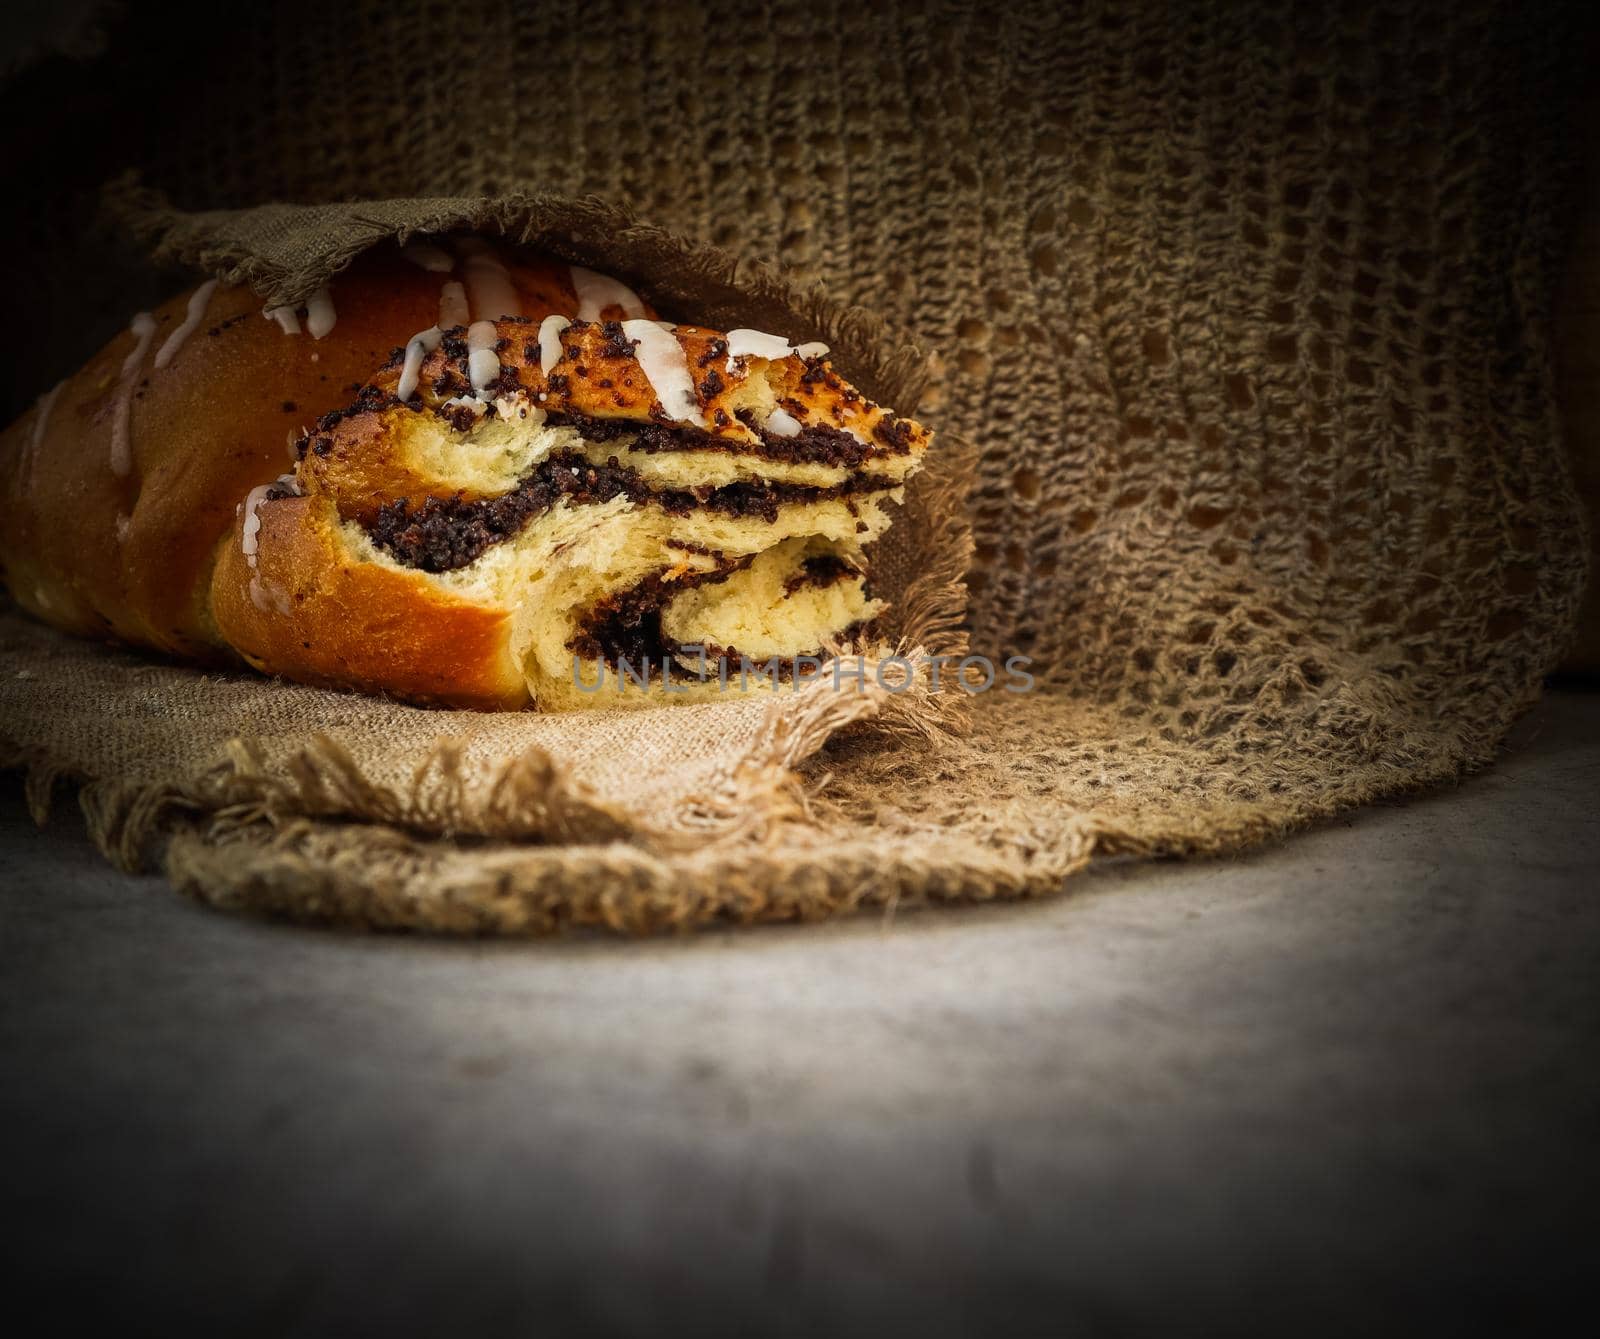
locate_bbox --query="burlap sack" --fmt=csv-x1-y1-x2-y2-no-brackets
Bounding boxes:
0,0,1588,932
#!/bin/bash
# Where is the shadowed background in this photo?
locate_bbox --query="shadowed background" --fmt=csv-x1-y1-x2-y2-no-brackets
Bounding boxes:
2,2,1598,1328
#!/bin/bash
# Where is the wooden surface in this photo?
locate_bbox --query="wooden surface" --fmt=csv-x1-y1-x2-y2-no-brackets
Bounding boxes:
2,693,1596,1335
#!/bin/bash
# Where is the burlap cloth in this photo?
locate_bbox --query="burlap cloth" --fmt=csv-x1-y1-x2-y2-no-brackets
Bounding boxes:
0,0,1589,932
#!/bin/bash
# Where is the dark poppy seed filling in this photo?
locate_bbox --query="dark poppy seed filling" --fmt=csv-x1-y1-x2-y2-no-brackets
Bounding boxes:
567,565,868,679
367,451,645,572
544,411,885,468
782,553,860,595
566,566,738,673
366,448,893,573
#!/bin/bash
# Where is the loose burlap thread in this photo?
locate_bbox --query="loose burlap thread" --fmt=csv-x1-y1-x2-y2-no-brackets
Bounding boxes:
0,0,1589,932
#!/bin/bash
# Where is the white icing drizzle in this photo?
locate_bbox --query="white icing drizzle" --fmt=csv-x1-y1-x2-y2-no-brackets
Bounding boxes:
571,265,647,321
110,312,158,477
438,281,470,330
264,306,301,335
396,326,444,401
538,315,571,375
32,382,64,446
239,484,272,563
402,242,455,272
123,314,158,370
764,407,803,437
25,381,64,481
439,394,486,419
466,320,501,394
251,578,293,614
238,473,301,572
492,393,544,424
304,287,336,339
622,319,704,426
457,240,521,320
153,280,219,370
724,329,830,373
726,328,793,361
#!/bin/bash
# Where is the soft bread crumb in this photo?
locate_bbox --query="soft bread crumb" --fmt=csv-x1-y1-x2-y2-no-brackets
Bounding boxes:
661,537,882,660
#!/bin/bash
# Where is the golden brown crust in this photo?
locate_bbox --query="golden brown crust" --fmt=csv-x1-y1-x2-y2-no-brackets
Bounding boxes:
376,319,920,446
0,246,590,657
303,319,929,519
210,494,527,710
0,240,929,710
2,254,445,653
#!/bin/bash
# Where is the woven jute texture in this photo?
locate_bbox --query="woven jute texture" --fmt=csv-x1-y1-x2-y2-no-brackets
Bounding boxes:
0,0,1590,932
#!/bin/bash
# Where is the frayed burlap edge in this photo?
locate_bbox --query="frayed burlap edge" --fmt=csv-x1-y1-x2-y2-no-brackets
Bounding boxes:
2,650,954,882
149,669,1521,940
152,702,1490,938
2,428,976,902
0,181,985,931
